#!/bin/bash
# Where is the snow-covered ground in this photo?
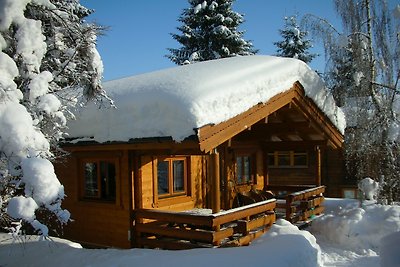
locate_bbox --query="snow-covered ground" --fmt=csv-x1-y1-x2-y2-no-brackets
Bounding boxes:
1,198,399,267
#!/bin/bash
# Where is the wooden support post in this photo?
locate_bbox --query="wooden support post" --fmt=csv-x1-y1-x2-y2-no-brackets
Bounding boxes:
316,146,321,186
211,149,221,214
263,150,269,191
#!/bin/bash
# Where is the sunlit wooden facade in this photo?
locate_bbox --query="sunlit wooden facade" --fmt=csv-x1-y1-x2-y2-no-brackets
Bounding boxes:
56,82,345,248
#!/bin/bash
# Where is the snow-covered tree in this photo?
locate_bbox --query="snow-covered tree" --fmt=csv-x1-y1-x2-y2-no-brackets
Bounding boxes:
304,0,400,203
274,15,316,64
0,0,109,236
167,0,257,65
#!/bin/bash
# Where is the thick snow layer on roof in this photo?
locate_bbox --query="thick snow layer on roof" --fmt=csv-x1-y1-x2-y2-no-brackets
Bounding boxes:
67,55,345,143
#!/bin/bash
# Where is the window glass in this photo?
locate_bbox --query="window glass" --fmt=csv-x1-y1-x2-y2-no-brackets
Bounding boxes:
100,161,116,200
236,156,243,184
293,153,308,166
267,153,275,166
83,160,116,201
268,151,308,167
277,152,291,166
343,189,356,199
157,161,169,195
236,155,253,184
173,160,185,192
84,162,98,197
243,156,251,183
156,157,188,198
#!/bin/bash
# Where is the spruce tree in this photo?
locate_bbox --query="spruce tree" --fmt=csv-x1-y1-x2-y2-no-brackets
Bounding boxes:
167,0,257,65
274,15,316,64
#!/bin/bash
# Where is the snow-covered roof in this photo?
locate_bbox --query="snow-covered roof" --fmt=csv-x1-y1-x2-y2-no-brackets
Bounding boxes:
67,55,345,143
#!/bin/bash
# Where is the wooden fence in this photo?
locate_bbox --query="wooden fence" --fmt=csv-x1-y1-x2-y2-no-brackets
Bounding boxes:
267,185,325,224
133,198,276,250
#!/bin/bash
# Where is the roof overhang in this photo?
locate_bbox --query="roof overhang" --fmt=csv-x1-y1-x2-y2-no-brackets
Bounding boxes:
198,81,344,153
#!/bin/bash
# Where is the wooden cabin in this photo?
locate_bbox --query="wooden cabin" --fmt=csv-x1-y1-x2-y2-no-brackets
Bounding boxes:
55,55,346,249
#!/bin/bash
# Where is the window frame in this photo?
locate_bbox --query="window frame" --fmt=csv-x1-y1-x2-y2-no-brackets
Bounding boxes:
155,156,190,199
79,158,118,202
268,151,309,168
235,153,256,185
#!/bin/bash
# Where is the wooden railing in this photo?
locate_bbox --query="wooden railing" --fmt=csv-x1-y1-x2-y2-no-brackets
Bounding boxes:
133,198,276,250
267,185,325,224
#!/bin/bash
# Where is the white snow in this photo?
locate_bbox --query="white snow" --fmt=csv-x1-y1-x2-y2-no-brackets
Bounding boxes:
28,71,53,101
37,93,62,115
15,18,47,74
21,157,65,206
0,103,49,161
1,198,398,267
6,196,38,222
358,177,379,200
353,71,364,87
193,1,208,14
67,55,345,144
311,200,400,254
380,231,400,267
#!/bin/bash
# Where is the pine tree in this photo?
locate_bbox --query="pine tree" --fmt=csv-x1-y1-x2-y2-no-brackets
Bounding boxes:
274,15,317,64
0,0,110,235
167,0,257,65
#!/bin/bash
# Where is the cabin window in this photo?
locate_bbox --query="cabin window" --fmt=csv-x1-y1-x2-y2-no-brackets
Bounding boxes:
268,151,308,168
157,157,188,198
82,159,116,201
236,154,254,185
342,188,358,199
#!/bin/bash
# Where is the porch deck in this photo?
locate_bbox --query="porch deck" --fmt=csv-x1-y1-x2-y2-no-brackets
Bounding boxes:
134,198,276,250
133,185,325,250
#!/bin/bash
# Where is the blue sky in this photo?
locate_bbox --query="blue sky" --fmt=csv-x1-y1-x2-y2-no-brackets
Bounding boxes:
79,1,390,81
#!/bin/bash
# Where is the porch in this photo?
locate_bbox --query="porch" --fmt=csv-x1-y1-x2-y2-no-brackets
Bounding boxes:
133,185,325,250
134,198,276,250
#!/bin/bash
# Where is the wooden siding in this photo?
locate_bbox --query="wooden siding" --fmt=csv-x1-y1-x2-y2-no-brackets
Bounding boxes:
55,150,132,248
322,147,346,197
267,149,318,186
137,155,205,212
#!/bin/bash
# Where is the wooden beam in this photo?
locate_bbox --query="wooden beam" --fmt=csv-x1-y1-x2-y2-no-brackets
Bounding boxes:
211,150,221,214
262,140,327,150
199,88,298,152
134,209,213,227
63,139,201,153
291,95,343,148
212,199,276,226
316,146,321,186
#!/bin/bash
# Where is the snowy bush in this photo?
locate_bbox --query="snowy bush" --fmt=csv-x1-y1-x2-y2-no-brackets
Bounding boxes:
358,177,379,200
0,0,109,236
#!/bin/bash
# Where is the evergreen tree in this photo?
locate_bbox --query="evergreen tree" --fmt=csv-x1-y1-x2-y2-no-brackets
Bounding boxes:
0,0,110,235
274,15,317,64
167,0,257,65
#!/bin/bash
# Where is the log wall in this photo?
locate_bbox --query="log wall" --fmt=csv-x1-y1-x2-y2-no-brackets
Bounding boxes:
55,150,132,248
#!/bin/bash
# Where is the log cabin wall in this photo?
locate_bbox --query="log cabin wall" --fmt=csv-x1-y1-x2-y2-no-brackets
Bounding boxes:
56,145,207,248
136,154,205,212
321,147,346,197
55,149,133,248
218,143,266,210
266,148,318,186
